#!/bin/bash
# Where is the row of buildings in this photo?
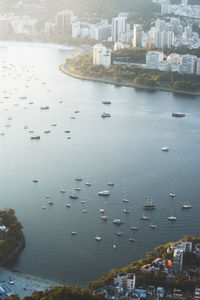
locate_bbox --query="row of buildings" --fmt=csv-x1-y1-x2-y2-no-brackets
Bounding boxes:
146,51,200,75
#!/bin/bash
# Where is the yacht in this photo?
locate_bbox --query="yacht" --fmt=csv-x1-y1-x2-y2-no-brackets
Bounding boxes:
116,232,122,236
101,112,111,118
112,219,122,224
102,100,111,104
123,209,130,214
182,202,192,209
94,235,102,241
31,136,40,140
98,190,110,196
122,199,130,203
131,227,138,230
144,196,156,210
71,232,77,235
101,216,108,220
99,209,105,213
150,224,157,229
169,192,176,198
172,112,185,117
161,146,169,151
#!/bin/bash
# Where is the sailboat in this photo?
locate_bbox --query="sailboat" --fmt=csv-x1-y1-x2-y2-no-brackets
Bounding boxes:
168,208,176,221
141,211,150,220
143,196,156,210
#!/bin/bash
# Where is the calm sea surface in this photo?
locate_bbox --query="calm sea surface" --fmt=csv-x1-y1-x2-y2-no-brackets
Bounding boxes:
0,42,200,285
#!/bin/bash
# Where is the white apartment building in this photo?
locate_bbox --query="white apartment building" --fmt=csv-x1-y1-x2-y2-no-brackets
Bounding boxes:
114,41,129,51
173,249,184,273
72,21,80,38
133,24,142,47
55,10,72,35
114,273,135,291
93,44,111,68
146,51,164,69
181,54,197,74
112,16,127,42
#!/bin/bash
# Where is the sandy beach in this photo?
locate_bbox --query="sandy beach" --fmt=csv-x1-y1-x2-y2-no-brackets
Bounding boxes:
0,268,63,298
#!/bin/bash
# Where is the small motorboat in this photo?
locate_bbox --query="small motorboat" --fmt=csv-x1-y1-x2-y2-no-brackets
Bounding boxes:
74,187,81,191
168,216,176,221
64,130,70,133
172,112,185,117
150,224,157,229
131,227,138,230
113,219,122,224
60,190,66,193
101,112,111,118
42,205,46,209
116,232,122,236
40,106,49,110
102,100,111,104
32,179,38,183
66,203,71,208
99,209,104,213
94,235,102,241
45,195,50,198
123,209,130,214
161,146,169,152
182,203,192,209
98,191,110,196
75,177,82,181
71,231,77,235
85,182,91,186
101,216,108,220
113,244,117,249
69,195,78,199
82,210,87,213
31,136,40,140
169,192,176,197
48,201,53,205
122,199,129,203
44,130,51,133
108,182,114,186
129,237,135,242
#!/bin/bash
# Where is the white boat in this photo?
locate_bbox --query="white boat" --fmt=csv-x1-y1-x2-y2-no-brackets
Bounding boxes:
143,196,156,210
85,182,91,186
94,235,102,241
82,210,87,213
150,224,157,228
75,177,82,181
40,106,49,110
81,200,86,204
98,190,110,196
101,112,111,118
45,195,50,198
101,216,108,220
99,209,105,213
122,199,129,203
70,116,76,119
102,100,111,104
42,205,46,209
66,203,71,207
48,201,53,205
69,195,78,199
112,219,122,224
116,232,122,236
60,190,66,193
123,209,130,214
64,130,70,133
141,212,150,220
108,182,114,186
168,209,176,221
51,123,57,126
113,244,117,249
31,136,40,140
131,227,138,230
169,192,176,197
182,202,192,209
71,231,77,235
74,187,81,191
161,146,169,152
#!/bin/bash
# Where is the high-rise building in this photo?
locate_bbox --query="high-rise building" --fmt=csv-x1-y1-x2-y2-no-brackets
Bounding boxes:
173,249,184,273
55,10,72,35
146,51,164,69
196,58,200,75
181,54,197,74
93,44,111,68
133,24,142,47
111,16,127,42
114,273,135,291
72,21,80,38
194,287,200,300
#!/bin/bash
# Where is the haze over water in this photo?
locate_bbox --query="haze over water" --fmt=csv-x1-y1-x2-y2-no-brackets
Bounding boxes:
0,42,200,285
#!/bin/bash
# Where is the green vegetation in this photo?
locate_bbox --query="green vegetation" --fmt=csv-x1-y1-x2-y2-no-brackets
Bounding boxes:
22,286,106,300
0,209,24,265
112,48,147,64
69,52,200,92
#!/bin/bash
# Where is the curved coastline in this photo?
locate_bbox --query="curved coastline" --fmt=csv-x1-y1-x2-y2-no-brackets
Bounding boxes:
60,55,200,97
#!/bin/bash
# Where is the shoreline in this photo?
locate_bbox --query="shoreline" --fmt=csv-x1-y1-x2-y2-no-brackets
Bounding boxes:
60,61,200,96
